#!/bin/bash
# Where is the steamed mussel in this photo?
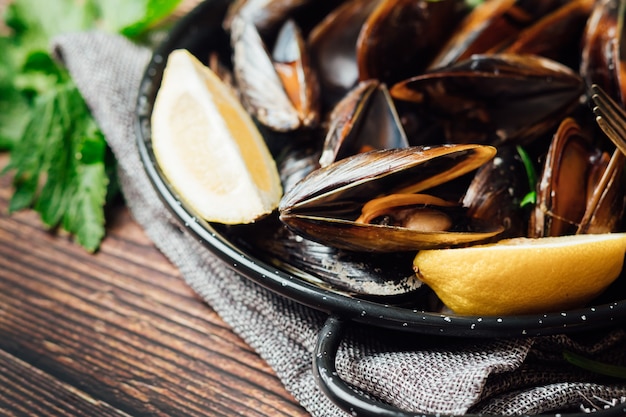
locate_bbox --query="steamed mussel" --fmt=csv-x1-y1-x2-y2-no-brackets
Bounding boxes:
319,79,408,167
230,14,320,131
390,53,585,146
429,0,594,69
529,116,624,237
208,0,626,302
279,144,504,252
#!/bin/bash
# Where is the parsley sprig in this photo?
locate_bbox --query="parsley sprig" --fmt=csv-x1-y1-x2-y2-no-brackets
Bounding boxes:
516,145,538,208
0,0,182,251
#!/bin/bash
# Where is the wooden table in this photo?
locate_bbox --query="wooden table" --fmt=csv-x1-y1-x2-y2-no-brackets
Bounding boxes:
0,153,309,416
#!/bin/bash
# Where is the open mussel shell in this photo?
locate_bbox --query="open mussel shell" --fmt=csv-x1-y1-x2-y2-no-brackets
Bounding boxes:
231,15,320,131
428,0,582,69
271,19,321,128
503,0,594,65
224,0,345,39
224,0,313,35
319,80,408,167
279,205,503,252
529,117,623,237
390,53,585,146
581,0,626,105
231,16,300,131
428,0,516,69
356,0,466,85
308,0,381,107
279,144,504,252
577,150,626,234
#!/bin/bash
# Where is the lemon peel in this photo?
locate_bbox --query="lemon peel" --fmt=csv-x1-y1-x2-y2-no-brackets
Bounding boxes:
151,49,282,224
413,233,626,316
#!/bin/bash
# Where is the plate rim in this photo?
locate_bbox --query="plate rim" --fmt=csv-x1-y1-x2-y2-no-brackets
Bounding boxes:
134,0,626,338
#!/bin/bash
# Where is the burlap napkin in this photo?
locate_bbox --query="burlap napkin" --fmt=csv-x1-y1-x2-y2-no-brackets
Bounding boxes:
51,30,626,417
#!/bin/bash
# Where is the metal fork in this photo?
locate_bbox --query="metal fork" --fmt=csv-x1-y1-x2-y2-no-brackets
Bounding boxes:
590,83,626,156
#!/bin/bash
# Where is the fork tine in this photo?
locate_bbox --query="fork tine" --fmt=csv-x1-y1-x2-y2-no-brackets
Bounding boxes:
590,84,626,156
595,117,626,154
590,84,626,128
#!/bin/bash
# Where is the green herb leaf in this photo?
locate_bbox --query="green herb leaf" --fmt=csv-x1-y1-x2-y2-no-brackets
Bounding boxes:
0,37,30,150
3,89,57,211
516,145,538,208
466,0,485,7
1,0,184,251
64,163,107,252
34,83,82,227
5,0,100,55
95,0,183,38
0,77,30,150
4,79,110,252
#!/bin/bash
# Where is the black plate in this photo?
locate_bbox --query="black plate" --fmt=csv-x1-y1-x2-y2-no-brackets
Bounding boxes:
136,0,626,338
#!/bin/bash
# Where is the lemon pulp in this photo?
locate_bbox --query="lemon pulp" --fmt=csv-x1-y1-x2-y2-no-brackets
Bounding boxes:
151,49,282,224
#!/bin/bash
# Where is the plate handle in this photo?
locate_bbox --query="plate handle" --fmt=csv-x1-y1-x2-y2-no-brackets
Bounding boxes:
312,315,626,417
313,315,411,417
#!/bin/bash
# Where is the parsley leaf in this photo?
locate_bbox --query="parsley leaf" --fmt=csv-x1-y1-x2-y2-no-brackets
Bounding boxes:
1,0,182,251
516,145,538,208
97,0,183,38
4,81,109,252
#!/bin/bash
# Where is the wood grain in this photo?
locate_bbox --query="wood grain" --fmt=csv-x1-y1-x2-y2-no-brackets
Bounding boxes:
0,153,309,416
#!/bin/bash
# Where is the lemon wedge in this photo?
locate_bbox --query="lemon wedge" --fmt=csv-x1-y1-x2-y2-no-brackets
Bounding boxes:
413,233,626,315
151,49,282,224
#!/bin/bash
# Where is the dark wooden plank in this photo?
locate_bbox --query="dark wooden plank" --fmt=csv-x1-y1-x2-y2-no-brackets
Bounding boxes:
0,154,309,416
0,350,130,417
